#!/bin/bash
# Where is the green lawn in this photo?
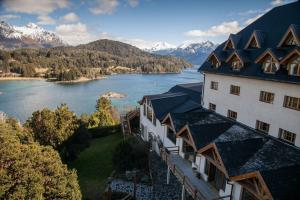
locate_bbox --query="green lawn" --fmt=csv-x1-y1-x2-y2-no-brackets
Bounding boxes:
71,133,123,200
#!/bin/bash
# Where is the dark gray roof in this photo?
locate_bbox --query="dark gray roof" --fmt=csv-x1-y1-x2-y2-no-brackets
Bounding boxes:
199,1,300,84
168,107,300,199
260,165,300,200
142,83,202,120
170,109,226,132
190,123,233,150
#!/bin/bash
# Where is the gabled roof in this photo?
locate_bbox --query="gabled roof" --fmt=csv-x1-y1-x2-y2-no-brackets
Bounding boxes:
140,83,202,120
226,50,251,66
224,34,241,50
255,48,283,63
207,52,221,65
280,47,300,64
245,30,265,49
277,24,300,47
199,1,300,84
166,104,300,199
195,121,300,200
260,165,300,200
167,109,225,132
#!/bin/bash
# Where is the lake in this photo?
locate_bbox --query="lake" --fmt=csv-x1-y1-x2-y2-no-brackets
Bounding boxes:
0,67,203,122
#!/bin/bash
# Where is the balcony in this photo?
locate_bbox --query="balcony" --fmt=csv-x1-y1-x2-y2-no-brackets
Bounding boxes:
161,148,228,200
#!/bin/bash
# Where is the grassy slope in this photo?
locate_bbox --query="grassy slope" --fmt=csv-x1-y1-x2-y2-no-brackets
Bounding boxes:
71,133,123,200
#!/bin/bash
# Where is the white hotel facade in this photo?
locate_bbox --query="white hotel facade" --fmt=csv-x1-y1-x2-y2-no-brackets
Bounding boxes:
139,1,300,200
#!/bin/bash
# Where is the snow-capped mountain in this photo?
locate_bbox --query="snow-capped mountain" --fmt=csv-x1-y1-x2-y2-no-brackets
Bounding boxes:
145,42,176,52
148,41,216,65
0,21,65,49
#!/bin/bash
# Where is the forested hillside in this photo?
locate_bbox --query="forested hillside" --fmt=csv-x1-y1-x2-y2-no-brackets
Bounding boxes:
0,39,192,81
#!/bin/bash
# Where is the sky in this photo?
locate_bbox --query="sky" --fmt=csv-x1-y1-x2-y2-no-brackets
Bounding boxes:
0,0,296,48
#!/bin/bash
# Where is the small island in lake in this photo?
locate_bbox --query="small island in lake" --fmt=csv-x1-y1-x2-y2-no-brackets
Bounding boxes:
101,92,126,99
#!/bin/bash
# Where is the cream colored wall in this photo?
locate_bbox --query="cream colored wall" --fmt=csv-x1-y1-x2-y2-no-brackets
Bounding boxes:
203,73,300,147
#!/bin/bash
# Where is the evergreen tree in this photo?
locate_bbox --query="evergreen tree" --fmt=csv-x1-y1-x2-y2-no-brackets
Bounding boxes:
0,121,82,200
25,104,79,148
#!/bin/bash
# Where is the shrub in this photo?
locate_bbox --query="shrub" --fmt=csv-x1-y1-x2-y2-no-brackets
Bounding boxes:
112,137,149,172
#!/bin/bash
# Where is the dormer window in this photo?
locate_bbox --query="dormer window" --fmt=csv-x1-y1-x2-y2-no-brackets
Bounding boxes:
248,37,259,48
226,52,244,71
287,55,300,76
224,39,234,50
284,32,297,46
262,55,279,73
231,56,242,71
208,54,221,68
278,25,300,47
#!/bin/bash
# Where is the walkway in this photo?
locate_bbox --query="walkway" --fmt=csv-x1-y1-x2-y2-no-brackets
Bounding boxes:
169,154,219,200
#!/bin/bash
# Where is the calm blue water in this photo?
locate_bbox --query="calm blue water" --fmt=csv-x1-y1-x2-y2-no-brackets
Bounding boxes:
0,67,202,122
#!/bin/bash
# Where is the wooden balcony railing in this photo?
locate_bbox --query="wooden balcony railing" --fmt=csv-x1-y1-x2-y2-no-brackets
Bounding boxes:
161,149,207,200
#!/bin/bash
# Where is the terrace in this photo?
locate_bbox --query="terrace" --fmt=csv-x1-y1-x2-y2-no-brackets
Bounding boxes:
161,148,231,200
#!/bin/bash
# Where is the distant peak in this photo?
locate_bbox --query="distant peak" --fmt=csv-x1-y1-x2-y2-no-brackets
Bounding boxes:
26,23,40,29
178,40,215,49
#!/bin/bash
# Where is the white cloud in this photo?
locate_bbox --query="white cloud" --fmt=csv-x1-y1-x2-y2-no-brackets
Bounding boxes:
128,0,139,7
3,0,69,15
37,15,55,25
60,12,79,23
55,23,98,46
271,0,295,6
271,0,284,6
244,14,264,25
89,0,119,15
0,14,20,21
185,21,242,37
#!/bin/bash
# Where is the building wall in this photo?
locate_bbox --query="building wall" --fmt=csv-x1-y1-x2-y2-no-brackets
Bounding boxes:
198,155,232,200
140,101,177,154
140,102,163,139
203,73,300,147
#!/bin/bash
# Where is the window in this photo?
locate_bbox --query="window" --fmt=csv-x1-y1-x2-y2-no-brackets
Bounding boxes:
279,128,296,144
183,141,194,153
215,168,226,191
224,39,234,50
262,55,279,73
205,160,226,191
210,56,220,68
141,124,146,138
152,114,156,126
230,85,240,95
287,56,300,76
167,127,176,144
231,56,243,71
283,96,300,111
204,159,210,175
227,110,237,120
241,188,259,200
147,106,152,121
256,120,270,134
283,32,297,46
210,81,218,90
143,103,146,116
248,37,259,48
259,91,275,104
209,103,216,111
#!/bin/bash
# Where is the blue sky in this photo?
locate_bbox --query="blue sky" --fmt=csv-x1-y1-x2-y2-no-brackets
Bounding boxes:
0,0,295,47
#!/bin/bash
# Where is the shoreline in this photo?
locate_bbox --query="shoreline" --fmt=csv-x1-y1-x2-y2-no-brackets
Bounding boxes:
0,70,186,82
0,77,45,81
54,76,106,83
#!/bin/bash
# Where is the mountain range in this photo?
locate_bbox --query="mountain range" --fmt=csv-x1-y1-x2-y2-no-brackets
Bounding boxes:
0,21,64,49
0,21,216,65
145,41,216,65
